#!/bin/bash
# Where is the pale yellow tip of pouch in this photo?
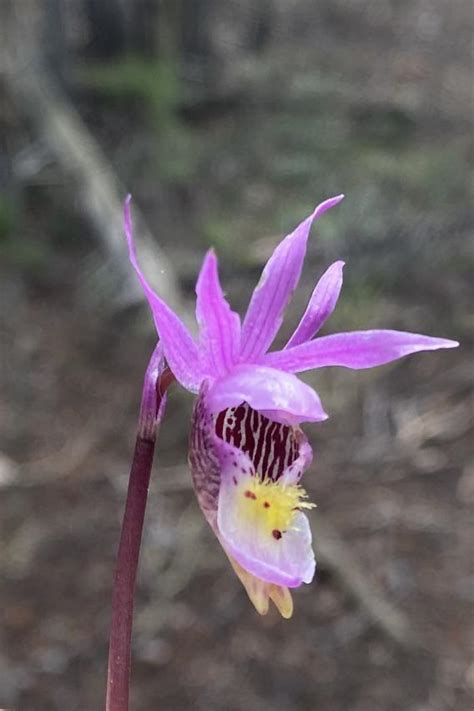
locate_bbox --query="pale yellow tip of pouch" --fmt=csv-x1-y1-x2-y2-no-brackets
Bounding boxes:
226,552,293,619
268,583,294,619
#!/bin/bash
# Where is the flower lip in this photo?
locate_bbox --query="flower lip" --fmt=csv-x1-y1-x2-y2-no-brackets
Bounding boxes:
219,511,316,588
214,400,311,483
216,438,316,587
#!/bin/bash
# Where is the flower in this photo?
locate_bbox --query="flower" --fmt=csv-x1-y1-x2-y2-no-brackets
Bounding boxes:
125,195,458,617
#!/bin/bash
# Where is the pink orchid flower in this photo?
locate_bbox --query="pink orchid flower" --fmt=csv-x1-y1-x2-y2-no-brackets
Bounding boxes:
125,195,458,618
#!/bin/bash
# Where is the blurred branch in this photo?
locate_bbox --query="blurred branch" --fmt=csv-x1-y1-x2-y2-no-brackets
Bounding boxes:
2,48,182,313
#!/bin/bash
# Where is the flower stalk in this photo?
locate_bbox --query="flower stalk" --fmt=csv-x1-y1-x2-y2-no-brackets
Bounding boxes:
106,346,173,711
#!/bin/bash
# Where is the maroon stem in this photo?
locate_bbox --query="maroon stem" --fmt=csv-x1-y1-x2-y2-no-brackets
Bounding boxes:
105,436,154,711
106,360,174,711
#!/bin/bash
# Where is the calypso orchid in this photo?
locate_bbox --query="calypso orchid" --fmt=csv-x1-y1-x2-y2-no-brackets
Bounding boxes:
124,195,458,618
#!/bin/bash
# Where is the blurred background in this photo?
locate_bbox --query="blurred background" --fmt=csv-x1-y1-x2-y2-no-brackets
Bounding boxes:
0,1,472,709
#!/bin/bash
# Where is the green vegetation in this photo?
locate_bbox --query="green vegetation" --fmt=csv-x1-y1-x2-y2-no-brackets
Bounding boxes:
82,56,180,126
82,56,199,183
0,194,16,242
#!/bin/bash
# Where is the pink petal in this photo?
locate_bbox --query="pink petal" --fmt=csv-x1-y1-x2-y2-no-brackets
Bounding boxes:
216,449,315,587
285,261,345,348
206,364,328,425
124,197,203,392
264,330,459,372
195,250,241,377
240,195,344,361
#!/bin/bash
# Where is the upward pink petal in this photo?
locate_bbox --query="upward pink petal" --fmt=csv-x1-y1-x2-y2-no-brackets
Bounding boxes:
264,330,459,372
195,250,241,377
124,197,203,392
240,195,344,361
285,261,345,348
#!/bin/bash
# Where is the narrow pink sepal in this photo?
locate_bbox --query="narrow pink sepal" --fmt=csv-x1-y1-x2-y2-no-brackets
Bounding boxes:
216,443,316,587
124,196,203,392
138,342,168,440
265,330,459,372
195,250,241,377
240,195,344,361
285,261,345,348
